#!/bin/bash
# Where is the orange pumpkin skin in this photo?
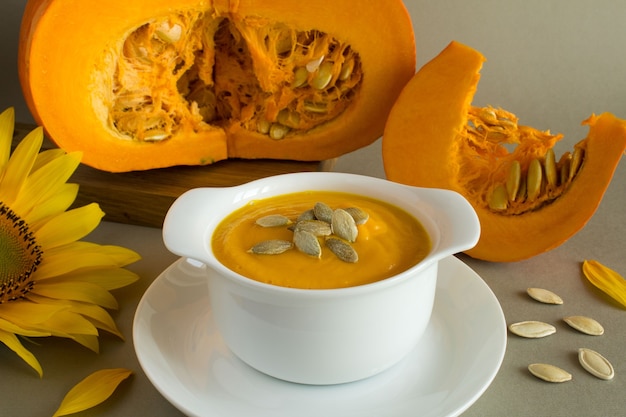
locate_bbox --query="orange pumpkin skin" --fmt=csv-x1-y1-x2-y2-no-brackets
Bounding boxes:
18,0,416,172
383,41,626,262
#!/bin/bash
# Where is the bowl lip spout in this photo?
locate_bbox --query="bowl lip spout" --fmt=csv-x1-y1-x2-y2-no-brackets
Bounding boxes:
163,171,480,297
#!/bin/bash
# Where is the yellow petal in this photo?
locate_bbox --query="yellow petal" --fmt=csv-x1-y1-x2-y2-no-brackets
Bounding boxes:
0,329,43,377
24,183,79,224
32,148,67,172
31,281,118,310
0,301,67,326
35,203,104,250
0,317,51,337
26,294,123,338
10,152,82,218
0,126,43,205
45,267,140,290
34,242,141,280
583,260,626,308
70,333,100,353
52,368,133,417
0,107,15,169
38,310,99,338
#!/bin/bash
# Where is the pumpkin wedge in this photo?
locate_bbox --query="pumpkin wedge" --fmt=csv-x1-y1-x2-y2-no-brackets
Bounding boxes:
18,0,415,172
383,41,626,262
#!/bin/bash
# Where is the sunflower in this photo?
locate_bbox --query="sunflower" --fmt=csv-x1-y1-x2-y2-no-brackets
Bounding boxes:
0,107,140,377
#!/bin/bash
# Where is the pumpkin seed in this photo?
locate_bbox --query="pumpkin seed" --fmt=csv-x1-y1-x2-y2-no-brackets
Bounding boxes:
255,214,292,228
331,208,358,242
526,158,543,201
257,119,271,134
296,209,316,222
563,316,604,336
292,66,308,88
248,240,293,255
303,101,327,113
558,152,572,184
155,22,182,43
526,287,563,305
506,160,521,202
292,220,332,236
277,108,301,128
578,348,614,380
509,320,556,338
310,62,334,90
488,184,508,211
293,230,322,258
326,237,358,263
344,207,369,225
313,202,333,223
544,148,557,187
339,59,355,81
305,55,325,72
569,146,584,180
269,123,289,140
528,363,572,383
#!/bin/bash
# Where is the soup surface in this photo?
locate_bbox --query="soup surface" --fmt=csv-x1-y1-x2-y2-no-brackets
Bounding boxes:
212,191,431,289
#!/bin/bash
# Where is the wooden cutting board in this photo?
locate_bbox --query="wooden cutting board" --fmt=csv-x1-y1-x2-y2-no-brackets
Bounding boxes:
14,123,335,228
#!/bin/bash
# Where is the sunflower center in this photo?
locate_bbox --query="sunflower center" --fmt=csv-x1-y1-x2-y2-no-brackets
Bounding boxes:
0,202,42,303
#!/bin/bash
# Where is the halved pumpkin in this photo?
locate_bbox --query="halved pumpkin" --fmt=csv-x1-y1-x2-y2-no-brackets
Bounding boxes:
383,41,626,262
18,0,415,172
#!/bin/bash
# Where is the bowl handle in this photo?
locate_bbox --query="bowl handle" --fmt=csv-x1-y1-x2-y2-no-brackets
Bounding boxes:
412,187,481,257
162,188,225,264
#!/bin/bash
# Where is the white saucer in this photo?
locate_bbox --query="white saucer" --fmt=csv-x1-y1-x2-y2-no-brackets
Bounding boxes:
133,256,506,417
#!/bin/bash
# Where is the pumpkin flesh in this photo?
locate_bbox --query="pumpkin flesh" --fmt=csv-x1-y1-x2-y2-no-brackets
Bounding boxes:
383,41,626,262
19,0,416,172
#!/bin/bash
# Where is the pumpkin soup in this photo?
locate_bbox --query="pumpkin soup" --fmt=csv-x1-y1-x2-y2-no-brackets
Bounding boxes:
212,191,431,289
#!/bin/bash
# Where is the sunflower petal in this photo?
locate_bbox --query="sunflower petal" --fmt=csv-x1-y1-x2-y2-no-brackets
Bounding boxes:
52,368,133,417
70,333,100,353
35,203,104,250
34,242,141,279
32,148,67,172
0,301,67,326
0,317,51,337
26,294,123,338
0,107,15,169
0,329,43,377
24,183,79,224
10,152,82,218
31,281,118,309
583,260,626,308
39,310,99,337
44,267,140,290
0,126,43,205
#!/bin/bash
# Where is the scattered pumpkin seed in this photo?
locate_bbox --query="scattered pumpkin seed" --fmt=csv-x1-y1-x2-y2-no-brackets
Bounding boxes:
255,214,292,228
582,259,626,308
331,208,358,242
326,237,358,263
528,363,572,383
310,61,334,90
292,220,332,236
563,316,604,336
526,287,563,305
293,230,322,258
269,123,289,140
248,240,293,255
313,202,333,223
509,320,556,338
578,348,614,380
296,209,316,222
344,207,369,225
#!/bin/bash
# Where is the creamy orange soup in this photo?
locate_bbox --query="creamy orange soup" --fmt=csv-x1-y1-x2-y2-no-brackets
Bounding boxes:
212,191,431,289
